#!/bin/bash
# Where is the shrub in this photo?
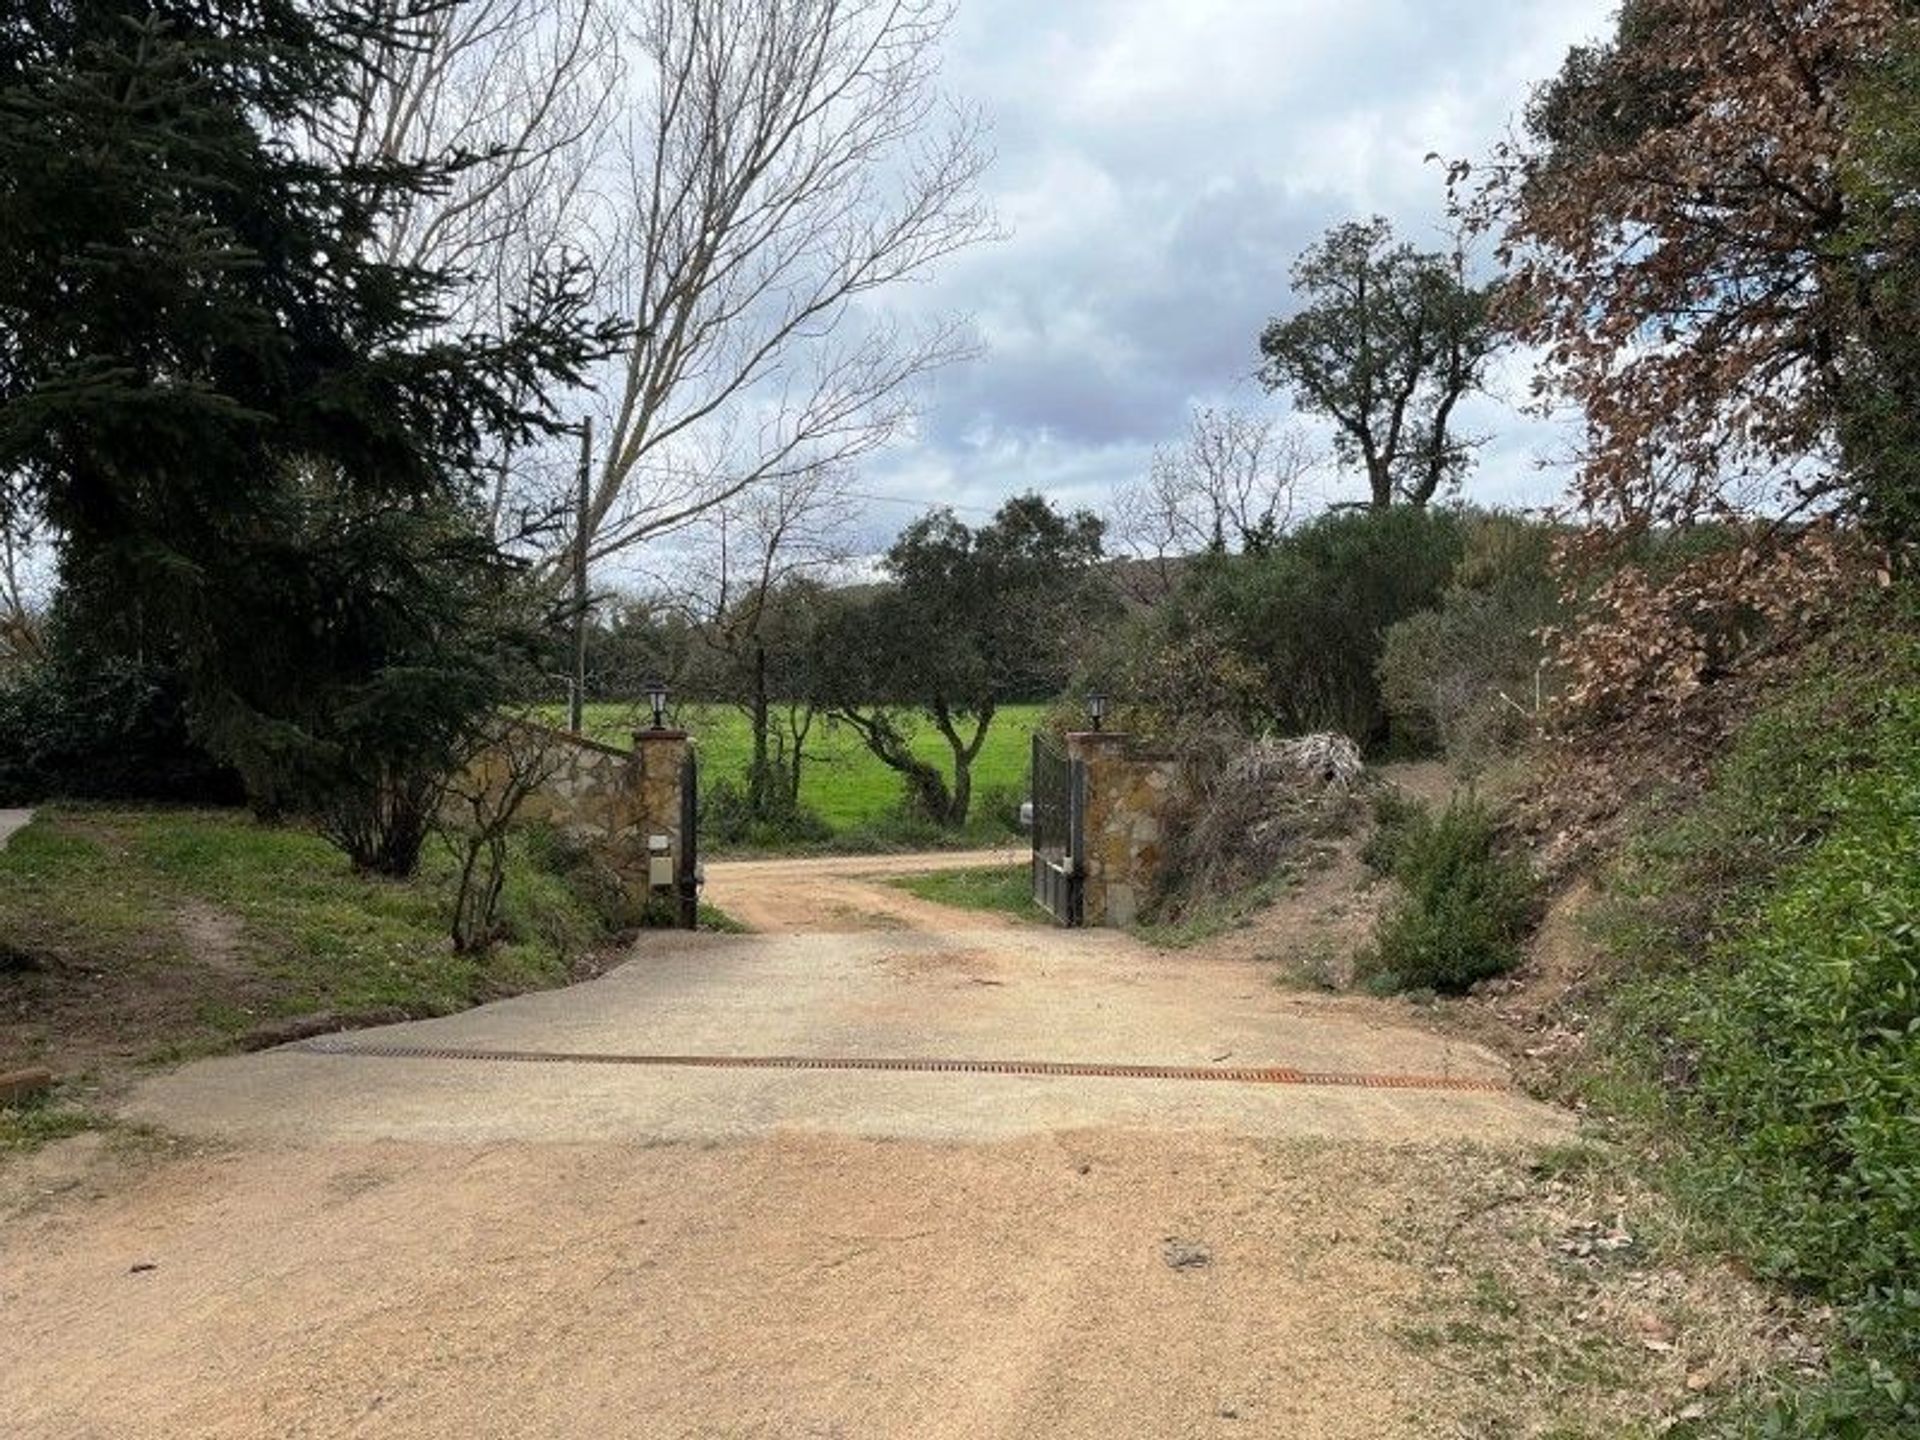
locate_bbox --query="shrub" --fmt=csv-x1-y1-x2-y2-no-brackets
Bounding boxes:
0,654,242,805
1147,506,1469,750
1377,513,1562,768
1359,784,1425,876
1154,734,1364,913
972,782,1028,836
1590,614,1920,1431
700,775,833,850
1361,796,1539,993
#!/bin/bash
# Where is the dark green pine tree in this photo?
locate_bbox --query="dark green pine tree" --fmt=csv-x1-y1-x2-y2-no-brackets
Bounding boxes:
0,2,615,873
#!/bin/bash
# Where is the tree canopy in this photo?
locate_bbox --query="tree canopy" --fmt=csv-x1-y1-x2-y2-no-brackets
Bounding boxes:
1479,0,1917,713
0,0,613,869
816,493,1105,826
1257,217,1499,509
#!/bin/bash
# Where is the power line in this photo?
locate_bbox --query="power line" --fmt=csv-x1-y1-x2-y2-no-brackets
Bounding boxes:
841,488,1001,518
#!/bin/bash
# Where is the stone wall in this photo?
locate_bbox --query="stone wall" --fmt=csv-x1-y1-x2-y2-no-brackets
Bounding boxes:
467,722,693,915
1065,730,1190,927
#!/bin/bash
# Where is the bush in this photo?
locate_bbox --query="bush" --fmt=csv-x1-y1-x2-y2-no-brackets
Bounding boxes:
1164,506,1469,750
700,775,833,850
1591,614,1920,1431
1361,796,1539,993
1377,513,1562,767
1154,734,1364,913
0,655,241,805
1359,783,1425,876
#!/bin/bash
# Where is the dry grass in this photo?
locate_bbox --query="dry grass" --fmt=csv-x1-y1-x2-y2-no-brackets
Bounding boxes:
1156,733,1366,915
1387,1142,1830,1438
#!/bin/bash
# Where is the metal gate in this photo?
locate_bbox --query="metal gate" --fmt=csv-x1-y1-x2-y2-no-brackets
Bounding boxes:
1030,734,1086,926
676,747,700,929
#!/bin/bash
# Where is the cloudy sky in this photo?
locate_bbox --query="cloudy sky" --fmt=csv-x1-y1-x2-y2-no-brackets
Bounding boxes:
851,0,1619,543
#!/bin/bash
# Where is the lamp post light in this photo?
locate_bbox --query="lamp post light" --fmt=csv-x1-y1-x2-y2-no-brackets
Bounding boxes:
1086,690,1108,732
645,677,670,731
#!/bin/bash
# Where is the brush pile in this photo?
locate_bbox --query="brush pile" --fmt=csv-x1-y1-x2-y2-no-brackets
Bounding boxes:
1159,733,1365,905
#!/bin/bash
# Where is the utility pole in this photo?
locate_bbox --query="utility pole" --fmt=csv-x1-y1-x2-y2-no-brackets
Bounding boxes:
570,417,592,735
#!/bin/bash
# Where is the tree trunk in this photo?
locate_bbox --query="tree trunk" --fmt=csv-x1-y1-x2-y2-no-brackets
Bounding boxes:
1367,457,1394,509
930,700,993,829
747,642,771,817
785,704,815,808
834,707,955,824
949,752,972,828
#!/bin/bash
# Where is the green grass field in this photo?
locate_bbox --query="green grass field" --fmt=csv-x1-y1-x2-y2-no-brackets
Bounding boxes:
568,701,1044,834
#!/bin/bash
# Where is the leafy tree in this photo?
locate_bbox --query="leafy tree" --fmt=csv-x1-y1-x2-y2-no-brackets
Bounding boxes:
1477,0,1914,715
1168,507,1468,748
0,1,611,871
817,494,1105,827
1841,14,1920,552
1257,217,1500,509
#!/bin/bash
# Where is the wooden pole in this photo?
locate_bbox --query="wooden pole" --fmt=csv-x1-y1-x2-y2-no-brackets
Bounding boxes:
570,417,592,734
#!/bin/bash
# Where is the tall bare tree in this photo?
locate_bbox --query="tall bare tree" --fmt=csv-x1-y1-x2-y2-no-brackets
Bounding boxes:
322,0,990,589
328,0,623,534
574,0,995,572
1112,407,1314,600
676,464,857,815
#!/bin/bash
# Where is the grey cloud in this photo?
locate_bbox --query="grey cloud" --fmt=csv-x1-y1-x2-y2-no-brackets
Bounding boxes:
856,0,1617,526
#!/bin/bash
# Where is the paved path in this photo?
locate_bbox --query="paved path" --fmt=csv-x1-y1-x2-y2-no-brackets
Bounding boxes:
2,850,1570,1439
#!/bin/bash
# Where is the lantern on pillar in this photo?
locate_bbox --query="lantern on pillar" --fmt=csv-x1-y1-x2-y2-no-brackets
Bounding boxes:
645,677,670,731
1086,690,1108,732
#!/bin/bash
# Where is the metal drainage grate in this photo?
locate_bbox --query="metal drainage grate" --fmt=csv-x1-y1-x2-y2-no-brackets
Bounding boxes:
296,1040,1508,1094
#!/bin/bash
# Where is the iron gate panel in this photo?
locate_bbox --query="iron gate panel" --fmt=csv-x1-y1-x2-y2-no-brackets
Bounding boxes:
676,747,699,929
1030,733,1085,926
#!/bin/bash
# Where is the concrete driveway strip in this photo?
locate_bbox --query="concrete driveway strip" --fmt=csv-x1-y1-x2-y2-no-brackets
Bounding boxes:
127,926,1568,1148
0,807,33,850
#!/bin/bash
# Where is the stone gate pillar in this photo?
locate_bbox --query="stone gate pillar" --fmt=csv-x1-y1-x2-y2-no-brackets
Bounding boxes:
631,728,693,925
1064,731,1186,927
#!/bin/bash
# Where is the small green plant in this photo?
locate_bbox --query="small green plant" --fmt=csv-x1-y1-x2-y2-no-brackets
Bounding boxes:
1360,796,1539,993
1360,785,1426,876
0,1093,103,1153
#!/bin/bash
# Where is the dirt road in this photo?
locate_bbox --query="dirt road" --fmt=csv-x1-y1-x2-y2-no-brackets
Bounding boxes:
700,846,1024,931
2,851,1568,1438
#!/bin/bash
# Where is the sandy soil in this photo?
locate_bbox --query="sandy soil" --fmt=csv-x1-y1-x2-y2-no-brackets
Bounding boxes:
2,842,1572,1439
704,847,1025,932
4,1131,1507,1440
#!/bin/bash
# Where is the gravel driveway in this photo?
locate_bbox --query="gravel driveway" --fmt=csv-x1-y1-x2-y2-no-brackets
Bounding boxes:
1,851,1569,1438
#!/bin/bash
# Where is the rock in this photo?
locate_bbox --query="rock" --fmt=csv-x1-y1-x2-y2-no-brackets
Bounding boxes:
1161,1237,1212,1271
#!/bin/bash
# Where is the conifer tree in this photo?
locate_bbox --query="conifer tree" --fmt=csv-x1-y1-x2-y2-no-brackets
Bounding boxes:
0,2,614,871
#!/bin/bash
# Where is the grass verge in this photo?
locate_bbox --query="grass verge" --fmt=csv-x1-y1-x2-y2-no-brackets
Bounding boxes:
888,864,1038,921
1563,608,1920,1434
0,805,633,1086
